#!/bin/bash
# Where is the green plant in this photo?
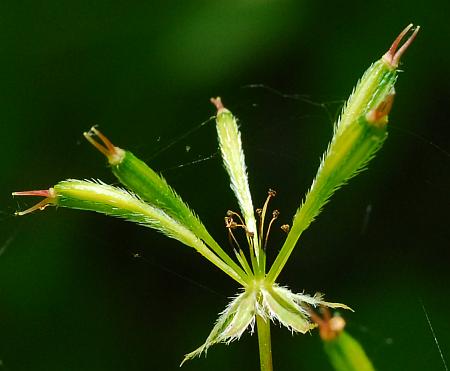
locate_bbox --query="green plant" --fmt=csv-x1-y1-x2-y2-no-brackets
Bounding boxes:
12,24,419,370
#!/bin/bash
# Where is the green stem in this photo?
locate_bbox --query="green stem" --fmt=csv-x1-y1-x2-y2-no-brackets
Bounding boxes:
256,314,273,371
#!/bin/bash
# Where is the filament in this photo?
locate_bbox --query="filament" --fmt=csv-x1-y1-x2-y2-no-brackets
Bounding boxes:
258,189,276,249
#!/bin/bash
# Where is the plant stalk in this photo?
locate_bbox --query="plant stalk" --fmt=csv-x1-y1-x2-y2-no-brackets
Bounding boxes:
256,314,273,371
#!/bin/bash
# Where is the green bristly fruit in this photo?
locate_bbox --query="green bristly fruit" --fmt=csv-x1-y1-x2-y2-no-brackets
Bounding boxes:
266,24,420,283
83,127,250,285
324,331,376,371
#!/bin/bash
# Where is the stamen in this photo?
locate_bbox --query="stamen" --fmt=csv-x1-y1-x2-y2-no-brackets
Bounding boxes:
225,211,253,237
264,210,280,249
83,127,125,165
281,224,290,233
227,227,242,251
225,215,245,247
225,218,241,250
382,24,420,69
224,216,234,228
12,188,57,216
258,189,277,248
227,210,246,227
224,211,254,274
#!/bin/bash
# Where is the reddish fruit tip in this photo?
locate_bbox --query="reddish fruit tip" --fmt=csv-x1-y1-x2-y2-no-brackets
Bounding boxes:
210,97,225,113
12,190,52,197
12,188,56,216
383,24,420,68
83,127,124,165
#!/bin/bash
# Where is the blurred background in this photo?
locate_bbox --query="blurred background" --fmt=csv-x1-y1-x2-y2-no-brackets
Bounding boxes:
0,1,449,370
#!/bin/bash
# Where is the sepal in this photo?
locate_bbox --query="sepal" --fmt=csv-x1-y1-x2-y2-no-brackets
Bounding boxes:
262,285,351,334
181,288,258,365
182,284,351,365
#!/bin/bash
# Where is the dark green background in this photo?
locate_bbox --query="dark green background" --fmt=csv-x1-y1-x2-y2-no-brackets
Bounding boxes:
1,1,449,370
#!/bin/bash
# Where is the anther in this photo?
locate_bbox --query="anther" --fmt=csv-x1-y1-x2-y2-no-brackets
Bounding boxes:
281,224,290,233
264,210,280,249
226,210,246,226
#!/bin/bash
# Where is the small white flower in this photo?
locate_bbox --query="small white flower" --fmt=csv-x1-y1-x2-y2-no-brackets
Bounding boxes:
182,284,351,364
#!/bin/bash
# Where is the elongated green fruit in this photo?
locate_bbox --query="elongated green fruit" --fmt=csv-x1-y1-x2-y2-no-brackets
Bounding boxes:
211,98,260,265
310,310,375,371
12,180,247,286
84,128,208,234
324,332,376,371
84,128,249,284
267,24,420,283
